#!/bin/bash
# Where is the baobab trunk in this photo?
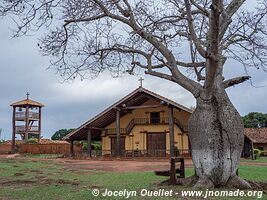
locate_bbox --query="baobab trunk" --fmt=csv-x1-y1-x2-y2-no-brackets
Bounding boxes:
188,88,251,188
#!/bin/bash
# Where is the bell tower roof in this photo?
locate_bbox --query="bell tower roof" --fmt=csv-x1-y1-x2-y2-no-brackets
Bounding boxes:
10,99,44,107
10,93,44,107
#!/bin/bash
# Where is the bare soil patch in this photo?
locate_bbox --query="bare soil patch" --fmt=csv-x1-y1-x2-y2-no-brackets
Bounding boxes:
0,179,35,186
56,159,194,172
13,173,24,177
240,161,267,167
1,154,266,172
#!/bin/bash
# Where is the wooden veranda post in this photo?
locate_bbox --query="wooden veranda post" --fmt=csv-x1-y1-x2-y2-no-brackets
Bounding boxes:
70,140,74,157
168,106,175,157
116,108,121,157
38,107,42,142
25,105,29,142
170,158,177,185
11,107,16,152
87,128,92,157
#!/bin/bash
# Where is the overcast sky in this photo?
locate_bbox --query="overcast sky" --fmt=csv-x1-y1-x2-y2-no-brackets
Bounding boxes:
0,5,266,140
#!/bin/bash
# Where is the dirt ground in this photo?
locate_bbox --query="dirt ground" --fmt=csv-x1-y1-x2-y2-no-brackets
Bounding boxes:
1,154,266,172
56,158,194,172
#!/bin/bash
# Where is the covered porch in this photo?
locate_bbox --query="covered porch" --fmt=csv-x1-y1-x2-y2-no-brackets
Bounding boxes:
64,87,192,158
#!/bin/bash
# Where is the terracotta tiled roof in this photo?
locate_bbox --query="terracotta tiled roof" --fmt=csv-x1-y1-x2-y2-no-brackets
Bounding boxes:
10,99,44,107
244,128,267,144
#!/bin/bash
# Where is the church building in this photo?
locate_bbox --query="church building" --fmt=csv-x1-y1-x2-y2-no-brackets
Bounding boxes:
64,86,192,158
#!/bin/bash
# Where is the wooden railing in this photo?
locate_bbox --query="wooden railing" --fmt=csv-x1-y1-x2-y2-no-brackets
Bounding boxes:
105,117,188,135
15,125,39,133
72,149,191,158
15,112,39,120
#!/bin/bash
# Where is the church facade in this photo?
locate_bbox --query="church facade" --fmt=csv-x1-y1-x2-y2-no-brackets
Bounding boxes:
64,87,192,157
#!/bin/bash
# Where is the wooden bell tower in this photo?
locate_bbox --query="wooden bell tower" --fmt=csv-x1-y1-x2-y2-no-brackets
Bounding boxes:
10,93,44,152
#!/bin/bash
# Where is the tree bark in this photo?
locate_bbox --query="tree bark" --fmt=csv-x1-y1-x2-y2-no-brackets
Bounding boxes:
188,88,251,188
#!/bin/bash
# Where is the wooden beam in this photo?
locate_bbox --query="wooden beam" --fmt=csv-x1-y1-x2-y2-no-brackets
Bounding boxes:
87,129,92,157
251,140,255,160
170,158,177,185
121,104,163,110
88,126,105,131
116,108,121,157
25,106,29,142
38,107,42,142
12,107,16,152
168,106,175,157
70,140,74,157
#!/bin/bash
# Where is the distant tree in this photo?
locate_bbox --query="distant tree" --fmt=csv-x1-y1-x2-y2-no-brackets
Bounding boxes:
242,112,267,128
51,129,75,140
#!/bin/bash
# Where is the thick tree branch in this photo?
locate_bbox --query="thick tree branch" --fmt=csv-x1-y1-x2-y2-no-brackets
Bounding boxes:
203,0,222,94
184,0,207,58
145,70,177,82
176,61,206,68
223,76,251,88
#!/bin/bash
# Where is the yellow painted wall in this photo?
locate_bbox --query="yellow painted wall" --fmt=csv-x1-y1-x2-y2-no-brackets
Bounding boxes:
101,100,191,155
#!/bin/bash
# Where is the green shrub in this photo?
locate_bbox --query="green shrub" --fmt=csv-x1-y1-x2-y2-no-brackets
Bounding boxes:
254,148,263,159
26,138,38,144
0,139,5,144
82,143,88,150
82,142,102,150
92,143,101,150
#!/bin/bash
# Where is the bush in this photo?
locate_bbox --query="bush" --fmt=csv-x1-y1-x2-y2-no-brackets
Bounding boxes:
82,143,88,150
254,148,263,159
0,139,5,144
82,142,102,150
92,143,102,150
26,138,38,144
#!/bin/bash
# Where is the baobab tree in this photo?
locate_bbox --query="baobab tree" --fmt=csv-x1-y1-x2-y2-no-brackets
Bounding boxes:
1,0,267,188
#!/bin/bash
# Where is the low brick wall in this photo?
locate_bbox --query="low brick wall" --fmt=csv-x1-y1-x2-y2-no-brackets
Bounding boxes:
19,143,82,155
0,144,12,154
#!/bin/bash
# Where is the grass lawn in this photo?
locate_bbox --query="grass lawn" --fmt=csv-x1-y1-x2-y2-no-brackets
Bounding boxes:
21,154,64,159
0,158,266,200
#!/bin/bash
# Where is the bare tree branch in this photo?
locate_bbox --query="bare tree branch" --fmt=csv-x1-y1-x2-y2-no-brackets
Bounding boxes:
223,75,251,88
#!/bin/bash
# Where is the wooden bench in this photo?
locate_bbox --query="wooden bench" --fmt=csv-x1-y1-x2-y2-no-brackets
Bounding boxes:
154,157,185,185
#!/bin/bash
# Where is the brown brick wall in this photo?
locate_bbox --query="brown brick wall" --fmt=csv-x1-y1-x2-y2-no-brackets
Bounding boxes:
0,144,12,154
19,143,82,154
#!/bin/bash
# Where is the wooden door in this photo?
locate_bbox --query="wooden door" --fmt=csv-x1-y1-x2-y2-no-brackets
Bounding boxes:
111,137,125,156
147,133,166,157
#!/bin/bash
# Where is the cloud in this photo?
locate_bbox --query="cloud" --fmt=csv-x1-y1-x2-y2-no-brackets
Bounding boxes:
0,9,266,141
